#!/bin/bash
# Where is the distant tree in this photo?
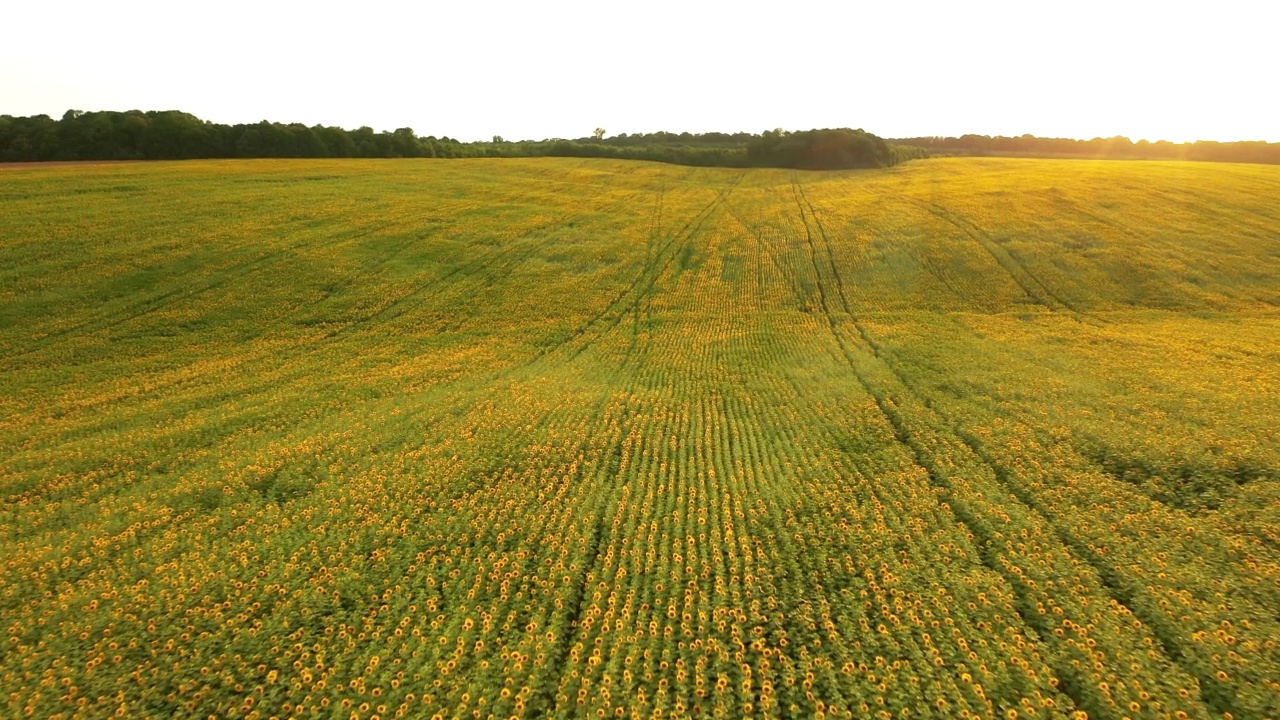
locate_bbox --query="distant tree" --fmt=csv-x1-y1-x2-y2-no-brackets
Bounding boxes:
350,126,379,157
746,128,891,169
493,135,504,144
315,126,356,157
289,124,328,158
593,128,605,141
391,128,420,157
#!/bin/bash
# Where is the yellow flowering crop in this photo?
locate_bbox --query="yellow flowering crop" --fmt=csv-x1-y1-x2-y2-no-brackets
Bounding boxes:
1,156,1277,718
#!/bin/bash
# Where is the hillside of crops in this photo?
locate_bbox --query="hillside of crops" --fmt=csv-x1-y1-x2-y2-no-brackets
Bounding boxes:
2,157,1279,719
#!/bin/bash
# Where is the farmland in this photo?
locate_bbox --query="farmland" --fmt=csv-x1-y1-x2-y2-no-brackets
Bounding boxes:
1,157,1279,719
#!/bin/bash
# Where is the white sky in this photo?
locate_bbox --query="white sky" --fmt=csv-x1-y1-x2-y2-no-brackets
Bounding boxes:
2,0,1276,143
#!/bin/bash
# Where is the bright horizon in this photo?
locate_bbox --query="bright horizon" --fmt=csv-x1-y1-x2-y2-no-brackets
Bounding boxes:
3,0,1277,144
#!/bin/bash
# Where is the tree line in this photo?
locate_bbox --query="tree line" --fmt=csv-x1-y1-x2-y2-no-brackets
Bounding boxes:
0,110,475,162
890,134,1280,165
0,110,919,170
535,128,922,168
6,111,1276,169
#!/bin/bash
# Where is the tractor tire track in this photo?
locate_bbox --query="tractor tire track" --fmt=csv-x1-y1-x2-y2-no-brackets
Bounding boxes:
786,177,1209,719
304,189,648,353
722,201,806,311
912,198,1107,325
486,180,736,382
808,178,1207,694
564,177,741,360
0,221,393,365
790,205,1099,714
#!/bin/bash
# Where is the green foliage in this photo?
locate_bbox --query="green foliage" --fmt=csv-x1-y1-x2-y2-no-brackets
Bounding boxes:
894,133,1280,164
532,128,905,169
0,110,472,161
538,138,753,167
746,127,892,169
0,110,916,170
1,157,1279,718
